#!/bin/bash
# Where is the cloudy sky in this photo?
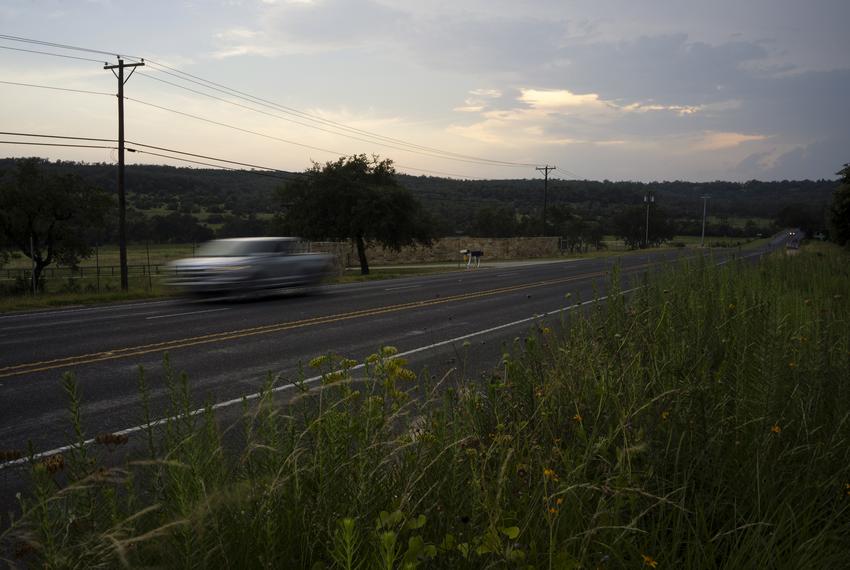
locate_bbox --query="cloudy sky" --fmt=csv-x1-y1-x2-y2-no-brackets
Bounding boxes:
1,0,848,181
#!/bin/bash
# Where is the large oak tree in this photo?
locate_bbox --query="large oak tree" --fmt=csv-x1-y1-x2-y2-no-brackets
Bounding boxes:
0,158,113,289
277,155,433,274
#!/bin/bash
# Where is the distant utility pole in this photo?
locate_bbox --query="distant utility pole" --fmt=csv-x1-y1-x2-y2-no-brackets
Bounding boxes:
700,195,710,247
536,165,555,236
644,190,655,248
104,57,145,291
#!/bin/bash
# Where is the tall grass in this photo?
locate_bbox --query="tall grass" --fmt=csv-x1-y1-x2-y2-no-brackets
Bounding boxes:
2,245,849,568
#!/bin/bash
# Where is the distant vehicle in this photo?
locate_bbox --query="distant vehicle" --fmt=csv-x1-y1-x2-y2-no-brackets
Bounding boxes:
166,237,335,297
786,230,802,250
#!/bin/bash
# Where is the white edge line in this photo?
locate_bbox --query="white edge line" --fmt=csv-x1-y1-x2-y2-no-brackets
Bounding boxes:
146,307,229,320
1,248,770,469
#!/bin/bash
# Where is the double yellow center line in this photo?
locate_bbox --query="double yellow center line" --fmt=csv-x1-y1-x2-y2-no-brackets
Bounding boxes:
1,269,611,379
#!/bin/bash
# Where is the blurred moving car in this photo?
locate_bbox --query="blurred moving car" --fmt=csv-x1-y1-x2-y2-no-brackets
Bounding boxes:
166,237,335,297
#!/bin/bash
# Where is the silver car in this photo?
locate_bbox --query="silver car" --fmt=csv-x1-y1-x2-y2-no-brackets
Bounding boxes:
167,237,335,297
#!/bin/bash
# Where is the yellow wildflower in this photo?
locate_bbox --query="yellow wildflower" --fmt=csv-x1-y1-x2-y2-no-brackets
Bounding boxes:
660,411,670,421
771,423,781,434
572,413,583,423
397,368,417,382
788,361,797,369
543,467,559,481
642,553,658,568
548,507,558,514
555,497,563,506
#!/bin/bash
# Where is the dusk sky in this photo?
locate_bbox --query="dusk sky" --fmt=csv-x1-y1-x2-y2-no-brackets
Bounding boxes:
1,0,848,182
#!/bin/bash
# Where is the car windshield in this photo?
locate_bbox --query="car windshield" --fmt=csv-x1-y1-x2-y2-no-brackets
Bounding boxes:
196,240,279,257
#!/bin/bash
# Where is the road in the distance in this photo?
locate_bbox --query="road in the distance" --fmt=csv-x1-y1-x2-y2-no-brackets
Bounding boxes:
0,244,780,460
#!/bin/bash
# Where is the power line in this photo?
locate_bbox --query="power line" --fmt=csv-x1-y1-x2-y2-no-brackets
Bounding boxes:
0,79,112,97
125,148,294,180
0,80,343,160
126,141,300,177
1,35,588,177
1,34,535,169
0,131,116,143
139,59,538,168
394,164,482,180
1,78,483,178
0,130,475,181
0,44,107,64
135,71,524,169
0,34,130,58
0,140,115,150
124,96,345,157
0,133,290,179
555,167,581,179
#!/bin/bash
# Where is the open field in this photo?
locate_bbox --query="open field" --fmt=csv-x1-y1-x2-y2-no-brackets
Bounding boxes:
2,243,847,568
2,243,197,270
0,237,769,312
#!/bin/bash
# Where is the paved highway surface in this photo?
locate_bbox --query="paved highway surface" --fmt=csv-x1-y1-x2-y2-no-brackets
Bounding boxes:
0,242,783,466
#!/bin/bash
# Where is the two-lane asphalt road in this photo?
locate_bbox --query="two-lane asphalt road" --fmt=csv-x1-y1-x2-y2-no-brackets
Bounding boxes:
0,244,779,462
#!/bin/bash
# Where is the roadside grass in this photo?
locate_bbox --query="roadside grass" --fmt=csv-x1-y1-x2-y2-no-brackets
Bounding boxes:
0,284,172,312
3,243,848,568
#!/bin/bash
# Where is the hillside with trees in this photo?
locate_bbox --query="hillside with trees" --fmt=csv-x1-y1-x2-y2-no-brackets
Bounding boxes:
0,158,838,246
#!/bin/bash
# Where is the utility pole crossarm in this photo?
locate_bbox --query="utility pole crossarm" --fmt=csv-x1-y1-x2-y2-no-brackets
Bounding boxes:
104,58,144,292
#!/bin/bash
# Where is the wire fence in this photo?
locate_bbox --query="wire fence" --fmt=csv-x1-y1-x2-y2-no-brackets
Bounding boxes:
0,264,176,282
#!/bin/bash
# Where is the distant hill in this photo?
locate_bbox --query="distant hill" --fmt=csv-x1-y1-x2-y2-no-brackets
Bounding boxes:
0,158,837,240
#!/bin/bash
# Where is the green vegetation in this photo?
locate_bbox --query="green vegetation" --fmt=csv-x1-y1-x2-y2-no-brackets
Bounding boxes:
0,158,836,245
3,244,848,568
0,158,113,289
829,163,850,247
278,155,434,275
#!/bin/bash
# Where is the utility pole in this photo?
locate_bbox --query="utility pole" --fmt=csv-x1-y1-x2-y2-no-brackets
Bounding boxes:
644,190,654,248
536,165,555,236
30,234,36,295
104,57,144,291
700,195,710,247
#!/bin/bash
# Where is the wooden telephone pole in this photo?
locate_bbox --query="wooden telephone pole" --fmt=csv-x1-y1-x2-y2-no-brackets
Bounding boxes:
536,165,555,236
104,57,144,291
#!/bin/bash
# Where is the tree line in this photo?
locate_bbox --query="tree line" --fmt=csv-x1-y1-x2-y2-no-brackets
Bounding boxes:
2,156,848,286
